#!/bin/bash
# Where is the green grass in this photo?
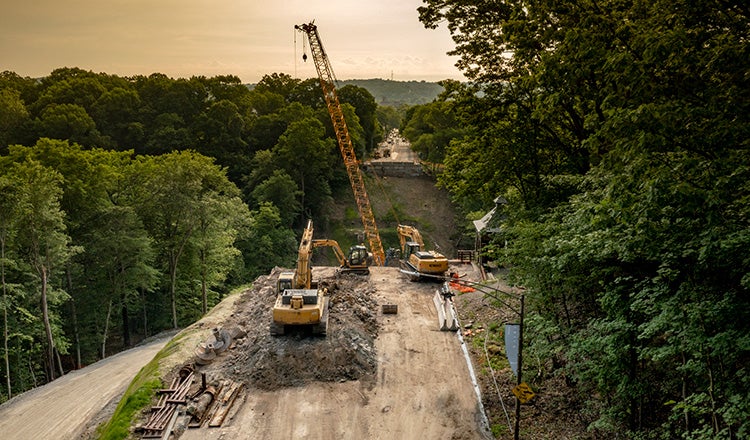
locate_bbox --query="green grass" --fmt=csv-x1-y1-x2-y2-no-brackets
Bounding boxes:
96,354,164,439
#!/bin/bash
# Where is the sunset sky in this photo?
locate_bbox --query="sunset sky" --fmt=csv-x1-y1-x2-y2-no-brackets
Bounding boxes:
1,0,463,83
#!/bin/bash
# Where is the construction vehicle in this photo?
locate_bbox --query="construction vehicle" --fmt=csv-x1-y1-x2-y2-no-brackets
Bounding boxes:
312,239,371,274
271,220,329,336
397,224,449,280
295,22,386,266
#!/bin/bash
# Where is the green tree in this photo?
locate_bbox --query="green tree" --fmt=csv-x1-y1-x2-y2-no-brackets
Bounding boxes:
35,104,103,147
420,0,750,437
255,73,300,100
0,89,30,152
237,202,297,279
339,84,382,153
126,151,245,328
11,159,75,381
250,170,302,227
272,117,336,218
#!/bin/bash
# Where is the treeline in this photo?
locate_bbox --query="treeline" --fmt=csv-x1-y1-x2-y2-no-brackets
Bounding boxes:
411,1,749,438
0,69,393,402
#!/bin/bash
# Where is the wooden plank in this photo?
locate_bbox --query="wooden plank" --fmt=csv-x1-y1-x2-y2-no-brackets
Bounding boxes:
208,383,244,427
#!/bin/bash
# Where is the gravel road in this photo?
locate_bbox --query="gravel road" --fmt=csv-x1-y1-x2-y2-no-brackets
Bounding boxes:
0,336,170,440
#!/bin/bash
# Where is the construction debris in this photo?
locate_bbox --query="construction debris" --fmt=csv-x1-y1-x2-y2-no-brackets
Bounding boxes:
140,366,194,439
139,267,382,438
381,304,398,314
434,283,459,331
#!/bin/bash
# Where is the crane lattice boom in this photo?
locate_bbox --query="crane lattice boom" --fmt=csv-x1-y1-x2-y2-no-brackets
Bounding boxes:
295,22,385,266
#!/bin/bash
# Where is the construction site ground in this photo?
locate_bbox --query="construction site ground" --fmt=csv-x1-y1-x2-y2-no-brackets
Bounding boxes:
178,264,491,440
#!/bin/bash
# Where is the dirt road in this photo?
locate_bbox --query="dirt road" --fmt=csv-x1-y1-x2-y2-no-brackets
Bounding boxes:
182,266,490,439
0,337,170,440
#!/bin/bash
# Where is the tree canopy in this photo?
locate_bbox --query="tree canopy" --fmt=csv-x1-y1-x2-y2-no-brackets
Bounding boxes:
419,0,750,437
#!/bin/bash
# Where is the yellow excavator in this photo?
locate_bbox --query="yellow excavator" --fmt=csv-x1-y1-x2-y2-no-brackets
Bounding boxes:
312,239,371,274
271,220,329,336
397,224,449,281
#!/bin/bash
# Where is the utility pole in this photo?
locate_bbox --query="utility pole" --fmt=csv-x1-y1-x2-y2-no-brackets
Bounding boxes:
514,294,525,440
447,277,527,439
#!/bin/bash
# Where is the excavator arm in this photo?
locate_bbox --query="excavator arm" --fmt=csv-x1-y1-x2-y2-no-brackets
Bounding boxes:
397,224,425,250
312,239,348,267
295,219,315,289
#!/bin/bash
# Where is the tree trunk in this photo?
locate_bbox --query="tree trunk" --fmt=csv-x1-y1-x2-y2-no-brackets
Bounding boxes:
170,257,178,329
1,235,12,398
142,288,148,337
121,292,130,347
101,299,112,359
66,267,81,369
201,250,207,315
55,348,64,378
40,266,56,381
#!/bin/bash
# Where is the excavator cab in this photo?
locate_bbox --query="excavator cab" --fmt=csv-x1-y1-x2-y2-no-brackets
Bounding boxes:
348,245,369,266
277,272,294,294
402,242,421,260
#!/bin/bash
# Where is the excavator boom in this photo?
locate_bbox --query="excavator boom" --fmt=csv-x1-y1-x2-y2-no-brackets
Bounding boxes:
295,22,386,266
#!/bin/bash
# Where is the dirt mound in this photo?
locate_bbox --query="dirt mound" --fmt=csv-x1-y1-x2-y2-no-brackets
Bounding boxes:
194,267,380,391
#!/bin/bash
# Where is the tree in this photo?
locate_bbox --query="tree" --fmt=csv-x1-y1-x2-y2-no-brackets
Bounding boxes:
272,117,336,218
0,89,30,152
11,159,75,381
0,172,20,398
79,205,158,353
250,170,303,227
254,73,300,100
35,104,103,147
126,151,245,328
419,0,750,437
339,84,382,153
191,193,249,315
237,202,297,279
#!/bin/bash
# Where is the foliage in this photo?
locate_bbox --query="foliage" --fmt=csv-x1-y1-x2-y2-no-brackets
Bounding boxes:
419,0,750,437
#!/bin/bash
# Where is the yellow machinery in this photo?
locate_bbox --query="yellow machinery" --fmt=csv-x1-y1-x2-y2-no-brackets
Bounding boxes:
294,22,386,266
271,220,329,336
397,224,449,280
312,239,371,274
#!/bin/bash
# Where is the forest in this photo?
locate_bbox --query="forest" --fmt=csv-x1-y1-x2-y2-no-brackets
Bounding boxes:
0,69,400,401
416,0,749,439
1,0,749,438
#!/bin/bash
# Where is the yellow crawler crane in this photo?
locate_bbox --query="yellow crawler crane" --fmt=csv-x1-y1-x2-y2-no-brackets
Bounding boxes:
295,21,386,266
397,224,449,281
271,220,329,336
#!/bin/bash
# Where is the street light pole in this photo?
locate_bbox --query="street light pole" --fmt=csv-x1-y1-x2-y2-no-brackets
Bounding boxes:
514,294,525,440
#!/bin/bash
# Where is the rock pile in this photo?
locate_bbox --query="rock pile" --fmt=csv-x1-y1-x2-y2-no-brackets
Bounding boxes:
195,267,380,391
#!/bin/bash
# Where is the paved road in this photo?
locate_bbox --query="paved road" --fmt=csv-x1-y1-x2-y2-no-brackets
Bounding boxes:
0,337,170,440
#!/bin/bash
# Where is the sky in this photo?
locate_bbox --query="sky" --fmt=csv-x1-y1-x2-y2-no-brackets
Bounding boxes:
0,0,464,83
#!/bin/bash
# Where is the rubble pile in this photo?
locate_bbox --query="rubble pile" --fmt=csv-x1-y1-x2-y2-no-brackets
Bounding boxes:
193,267,380,391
